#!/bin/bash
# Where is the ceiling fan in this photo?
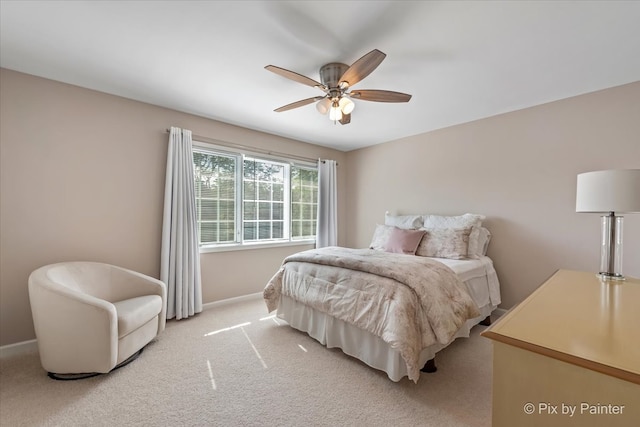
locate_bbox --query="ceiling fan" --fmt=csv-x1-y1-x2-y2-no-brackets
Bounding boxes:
265,49,411,125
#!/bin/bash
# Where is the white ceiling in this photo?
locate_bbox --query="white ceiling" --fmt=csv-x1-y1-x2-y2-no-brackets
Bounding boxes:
1,1,639,151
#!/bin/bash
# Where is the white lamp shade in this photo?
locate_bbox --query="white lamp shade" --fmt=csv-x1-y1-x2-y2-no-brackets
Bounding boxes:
576,169,640,213
329,104,342,121
316,98,331,115
338,97,355,114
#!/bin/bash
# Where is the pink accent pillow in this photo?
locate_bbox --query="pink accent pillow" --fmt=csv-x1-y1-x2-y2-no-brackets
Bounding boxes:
384,227,427,255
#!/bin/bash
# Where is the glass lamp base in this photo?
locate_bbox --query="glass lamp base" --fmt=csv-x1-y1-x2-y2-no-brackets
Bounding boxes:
599,214,624,280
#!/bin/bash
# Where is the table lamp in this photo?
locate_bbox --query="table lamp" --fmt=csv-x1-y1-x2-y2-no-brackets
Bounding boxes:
576,169,640,280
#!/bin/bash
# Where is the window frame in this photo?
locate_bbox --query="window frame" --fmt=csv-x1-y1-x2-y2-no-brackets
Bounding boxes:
192,140,318,253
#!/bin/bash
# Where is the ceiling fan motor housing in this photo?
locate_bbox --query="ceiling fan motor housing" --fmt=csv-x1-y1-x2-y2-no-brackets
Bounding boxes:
319,63,350,94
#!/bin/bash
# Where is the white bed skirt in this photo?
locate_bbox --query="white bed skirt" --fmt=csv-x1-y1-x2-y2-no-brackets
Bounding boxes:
277,295,496,382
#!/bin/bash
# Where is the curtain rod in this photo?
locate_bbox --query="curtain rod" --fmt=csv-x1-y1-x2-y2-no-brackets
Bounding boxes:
164,129,336,165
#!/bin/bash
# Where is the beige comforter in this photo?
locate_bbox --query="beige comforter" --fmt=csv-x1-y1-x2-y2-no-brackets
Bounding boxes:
263,247,480,382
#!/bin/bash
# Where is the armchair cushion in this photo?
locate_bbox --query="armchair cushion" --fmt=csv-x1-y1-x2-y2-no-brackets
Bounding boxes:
114,295,163,338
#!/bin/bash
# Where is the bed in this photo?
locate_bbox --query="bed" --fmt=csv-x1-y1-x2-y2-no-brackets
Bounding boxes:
263,213,501,383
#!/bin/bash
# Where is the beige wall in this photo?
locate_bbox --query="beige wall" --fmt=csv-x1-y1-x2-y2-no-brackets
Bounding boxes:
0,68,347,346
2,67,638,347
344,82,640,309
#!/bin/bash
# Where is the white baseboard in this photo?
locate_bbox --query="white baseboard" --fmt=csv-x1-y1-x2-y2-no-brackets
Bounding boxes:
0,339,38,359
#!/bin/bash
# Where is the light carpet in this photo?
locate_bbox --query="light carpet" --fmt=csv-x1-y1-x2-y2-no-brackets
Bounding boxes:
0,295,493,426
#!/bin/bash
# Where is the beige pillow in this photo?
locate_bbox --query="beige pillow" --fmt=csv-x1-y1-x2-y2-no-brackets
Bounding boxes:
422,213,485,258
415,227,472,259
369,224,394,251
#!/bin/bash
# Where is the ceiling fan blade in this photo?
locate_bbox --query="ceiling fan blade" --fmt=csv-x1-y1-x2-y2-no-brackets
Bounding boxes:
350,90,412,103
339,113,351,125
265,65,325,90
274,96,325,112
339,49,386,88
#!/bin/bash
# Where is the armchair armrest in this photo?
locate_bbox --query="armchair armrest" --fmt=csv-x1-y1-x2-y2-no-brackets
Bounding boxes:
109,265,167,333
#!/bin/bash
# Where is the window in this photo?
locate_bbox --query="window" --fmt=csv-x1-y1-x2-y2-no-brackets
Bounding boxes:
193,146,318,248
193,151,237,244
242,157,287,242
291,166,318,240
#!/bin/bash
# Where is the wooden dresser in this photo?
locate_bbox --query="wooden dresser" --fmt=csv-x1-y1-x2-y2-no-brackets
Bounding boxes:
481,269,640,427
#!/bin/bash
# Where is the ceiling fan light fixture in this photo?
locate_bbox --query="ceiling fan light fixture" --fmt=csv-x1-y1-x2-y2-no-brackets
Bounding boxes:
338,97,355,115
316,98,331,115
329,102,342,121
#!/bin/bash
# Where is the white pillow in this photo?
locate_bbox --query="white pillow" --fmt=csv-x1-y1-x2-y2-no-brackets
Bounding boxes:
422,213,485,228
478,227,492,256
422,213,486,259
369,224,395,251
385,213,423,229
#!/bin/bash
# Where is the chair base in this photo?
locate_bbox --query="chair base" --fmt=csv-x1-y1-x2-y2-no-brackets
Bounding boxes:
47,347,145,381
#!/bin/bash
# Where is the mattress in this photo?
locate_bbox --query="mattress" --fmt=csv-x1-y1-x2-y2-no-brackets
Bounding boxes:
437,256,501,309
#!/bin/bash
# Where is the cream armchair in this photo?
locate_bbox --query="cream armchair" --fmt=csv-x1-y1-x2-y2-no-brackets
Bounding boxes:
28,262,166,379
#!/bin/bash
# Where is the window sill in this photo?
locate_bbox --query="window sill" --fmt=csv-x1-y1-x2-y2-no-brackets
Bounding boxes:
199,240,315,254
